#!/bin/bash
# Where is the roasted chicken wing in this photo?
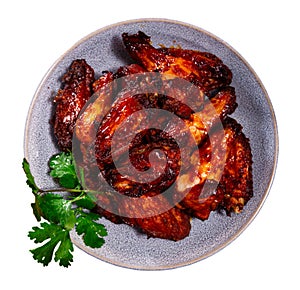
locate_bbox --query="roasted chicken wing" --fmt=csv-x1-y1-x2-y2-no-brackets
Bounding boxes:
122,31,232,95
177,118,252,220
52,31,253,242
53,59,95,151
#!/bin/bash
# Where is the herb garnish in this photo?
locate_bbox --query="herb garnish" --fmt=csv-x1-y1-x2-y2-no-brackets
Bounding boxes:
23,152,107,267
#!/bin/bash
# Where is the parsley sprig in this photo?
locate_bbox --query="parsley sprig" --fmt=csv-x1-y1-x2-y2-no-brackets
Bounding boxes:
23,152,107,267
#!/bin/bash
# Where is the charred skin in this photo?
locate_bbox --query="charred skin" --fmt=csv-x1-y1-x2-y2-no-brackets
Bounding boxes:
158,47,233,95
94,86,237,197
52,33,253,241
93,87,238,240
93,190,191,241
178,118,253,220
218,119,253,214
121,192,191,241
122,31,232,94
122,31,169,72
53,59,95,151
73,63,193,241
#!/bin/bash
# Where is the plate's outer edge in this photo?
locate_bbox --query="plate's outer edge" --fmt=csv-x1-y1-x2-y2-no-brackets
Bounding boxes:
24,18,278,270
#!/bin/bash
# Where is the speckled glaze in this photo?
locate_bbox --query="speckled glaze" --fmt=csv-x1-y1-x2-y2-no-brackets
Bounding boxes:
24,19,278,270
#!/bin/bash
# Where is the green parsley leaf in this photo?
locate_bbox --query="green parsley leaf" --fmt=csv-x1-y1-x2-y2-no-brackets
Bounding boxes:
75,193,97,210
22,158,39,194
35,194,76,230
25,155,108,267
54,231,74,267
28,222,74,267
49,152,79,189
76,212,107,248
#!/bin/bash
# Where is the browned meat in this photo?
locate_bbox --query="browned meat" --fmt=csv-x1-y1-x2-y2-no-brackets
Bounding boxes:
178,118,252,220
52,32,253,242
158,47,232,95
122,31,232,94
92,86,238,239
92,71,114,93
93,189,191,241
218,119,253,214
53,59,95,151
94,86,237,197
119,191,191,241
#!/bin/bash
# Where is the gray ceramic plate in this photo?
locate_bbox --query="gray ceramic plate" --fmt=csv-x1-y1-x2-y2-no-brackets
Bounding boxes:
24,18,278,270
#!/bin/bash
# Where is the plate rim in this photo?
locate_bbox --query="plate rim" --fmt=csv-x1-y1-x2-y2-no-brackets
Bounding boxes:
24,17,279,270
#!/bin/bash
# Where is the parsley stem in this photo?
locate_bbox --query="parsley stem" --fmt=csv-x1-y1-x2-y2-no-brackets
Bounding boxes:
39,188,83,194
70,192,86,203
38,188,100,196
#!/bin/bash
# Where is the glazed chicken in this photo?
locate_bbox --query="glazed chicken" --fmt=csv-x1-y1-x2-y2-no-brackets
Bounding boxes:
122,31,232,96
53,31,253,241
177,117,252,220
53,59,95,151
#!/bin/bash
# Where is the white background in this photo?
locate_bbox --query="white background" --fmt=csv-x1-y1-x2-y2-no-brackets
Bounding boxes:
1,0,299,289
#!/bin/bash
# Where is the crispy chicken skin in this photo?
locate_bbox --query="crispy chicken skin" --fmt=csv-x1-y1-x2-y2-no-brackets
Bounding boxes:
122,194,191,241
158,47,232,95
94,86,237,197
53,59,95,151
122,31,232,95
53,32,253,241
91,86,241,240
178,118,252,220
218,119,253,214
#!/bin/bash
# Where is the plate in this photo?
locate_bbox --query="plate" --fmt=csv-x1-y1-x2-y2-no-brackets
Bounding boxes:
24,18,278,270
